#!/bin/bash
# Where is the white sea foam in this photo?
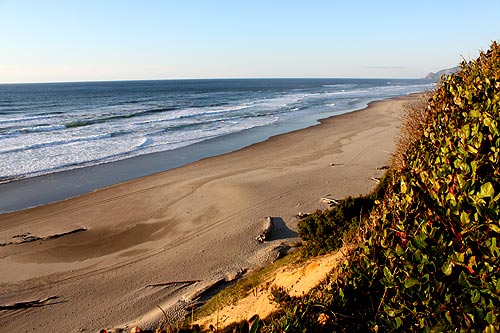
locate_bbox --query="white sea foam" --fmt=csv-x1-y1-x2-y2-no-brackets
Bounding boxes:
0,135,146,178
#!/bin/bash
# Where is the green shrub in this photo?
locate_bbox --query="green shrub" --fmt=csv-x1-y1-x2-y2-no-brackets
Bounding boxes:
298,171,392,256
298,197,370,256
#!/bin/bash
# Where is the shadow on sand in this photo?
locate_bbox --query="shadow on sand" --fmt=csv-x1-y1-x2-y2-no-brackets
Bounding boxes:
270,217,298,241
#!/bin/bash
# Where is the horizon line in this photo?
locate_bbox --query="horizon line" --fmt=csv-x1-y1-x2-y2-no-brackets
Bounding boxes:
0,76,429,85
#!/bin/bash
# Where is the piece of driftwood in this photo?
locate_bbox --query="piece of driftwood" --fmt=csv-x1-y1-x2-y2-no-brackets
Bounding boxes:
370,176,381,183
320,197,339,206
296,211,310,219
1,228,88,247
146,280,201,288
0,296,60,310
255,217,274,243
45,227,87,240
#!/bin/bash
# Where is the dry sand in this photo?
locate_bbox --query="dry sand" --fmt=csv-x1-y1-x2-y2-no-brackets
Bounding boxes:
194,249,348,329
0,95,418,332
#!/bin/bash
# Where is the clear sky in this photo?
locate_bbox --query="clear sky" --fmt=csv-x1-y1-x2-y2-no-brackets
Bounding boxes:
1,0,499,83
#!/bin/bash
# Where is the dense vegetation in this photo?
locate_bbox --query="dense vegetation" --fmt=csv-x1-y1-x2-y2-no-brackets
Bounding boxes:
265,41,500,332
298,172,391,257
123,42,499,333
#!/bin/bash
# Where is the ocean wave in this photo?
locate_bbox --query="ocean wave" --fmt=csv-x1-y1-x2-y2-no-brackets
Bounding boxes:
0,135,150,179
0,113,57,125
128,101,259,126
19,124,67,133
322,83,358,89
63,106,178,128
0,132,113,155
145,116,278,150
116,100,141,105
0,121,71,135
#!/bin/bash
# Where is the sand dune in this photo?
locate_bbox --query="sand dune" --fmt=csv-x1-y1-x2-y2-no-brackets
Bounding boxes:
0,95,418,332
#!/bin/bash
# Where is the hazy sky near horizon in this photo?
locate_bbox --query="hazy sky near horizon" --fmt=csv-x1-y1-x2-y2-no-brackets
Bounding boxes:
1,0,499,83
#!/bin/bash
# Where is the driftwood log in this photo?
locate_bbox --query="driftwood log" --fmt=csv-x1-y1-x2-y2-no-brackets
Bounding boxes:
320,197,339,207
0,296,60,310
255,217,274,243
296,211,310,219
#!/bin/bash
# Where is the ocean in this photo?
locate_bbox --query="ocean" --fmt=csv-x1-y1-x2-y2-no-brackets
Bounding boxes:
0,78,432,212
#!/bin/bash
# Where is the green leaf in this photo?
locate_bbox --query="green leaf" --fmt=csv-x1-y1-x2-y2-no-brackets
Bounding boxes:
479,182,495,198
486,311,495,325
489,224,500,233
446,192,456,204
467,145,478,154
453,251,465,263
471,290,481,303
489,238,499,256
470,109,481,118
412,234,428,250
486,324,496,333
465,313,475,326
404,278,419,289
460,211,470,225
401,181,407,194
470,160,478,173
484,116,492,127
395,244,404,256
459,271,470,288
442,261,453,276
384,266,394,282
490,119,500,136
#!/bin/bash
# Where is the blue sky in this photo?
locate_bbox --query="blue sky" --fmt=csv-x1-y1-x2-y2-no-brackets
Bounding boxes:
1,0,499,83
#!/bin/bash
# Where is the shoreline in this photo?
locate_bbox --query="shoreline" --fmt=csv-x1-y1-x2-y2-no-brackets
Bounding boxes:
0,94,419,214
0,94,421,332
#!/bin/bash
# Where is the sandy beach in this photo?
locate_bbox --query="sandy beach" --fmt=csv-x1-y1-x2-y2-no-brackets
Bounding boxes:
0,94,419,332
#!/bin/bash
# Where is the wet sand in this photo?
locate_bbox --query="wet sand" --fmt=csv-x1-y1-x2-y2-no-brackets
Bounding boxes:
0,94,419,332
